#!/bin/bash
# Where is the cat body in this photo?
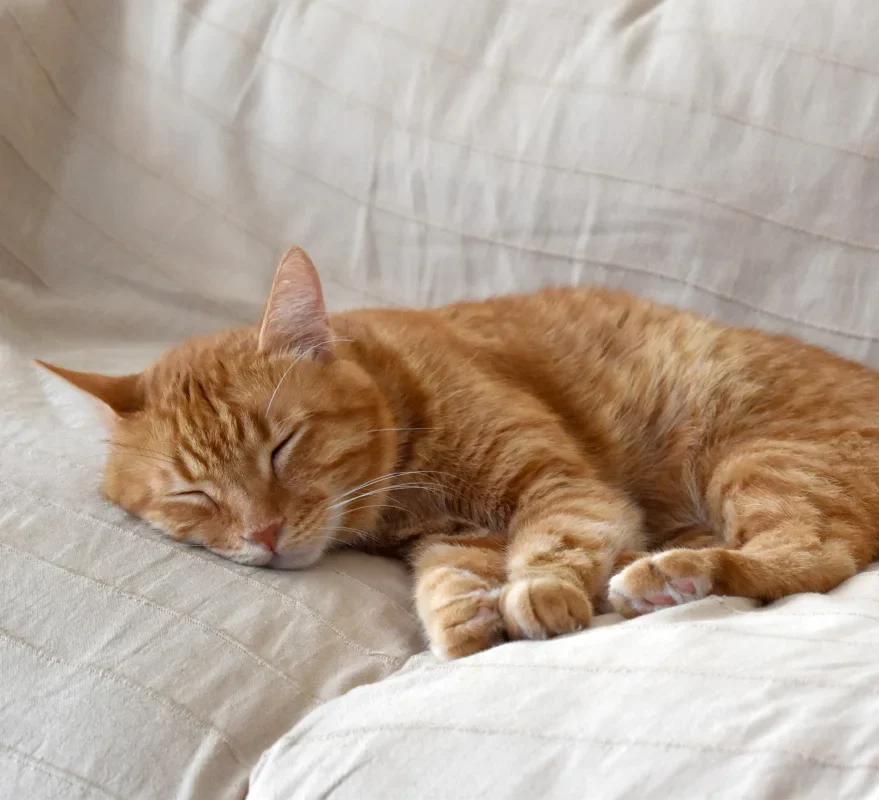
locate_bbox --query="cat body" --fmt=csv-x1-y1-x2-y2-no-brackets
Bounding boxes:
39,248,879,658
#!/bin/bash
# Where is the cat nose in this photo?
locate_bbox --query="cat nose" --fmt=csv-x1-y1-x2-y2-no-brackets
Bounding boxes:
246,521,283,552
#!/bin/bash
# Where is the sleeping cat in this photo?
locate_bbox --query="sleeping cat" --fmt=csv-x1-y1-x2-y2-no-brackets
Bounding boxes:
37,246,879,658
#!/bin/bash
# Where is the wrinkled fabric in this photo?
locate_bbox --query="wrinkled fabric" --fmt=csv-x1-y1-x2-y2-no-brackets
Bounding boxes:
251,584,879,800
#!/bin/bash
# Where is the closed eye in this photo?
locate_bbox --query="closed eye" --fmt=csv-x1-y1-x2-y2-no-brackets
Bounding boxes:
271,426,305,471
168,490,217,507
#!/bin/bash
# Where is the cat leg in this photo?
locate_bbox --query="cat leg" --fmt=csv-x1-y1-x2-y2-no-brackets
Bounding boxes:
611,529,718,572
609,535,863,617
609,450,872,616
598,529,718,614
411,530,508,659
502,476,643,640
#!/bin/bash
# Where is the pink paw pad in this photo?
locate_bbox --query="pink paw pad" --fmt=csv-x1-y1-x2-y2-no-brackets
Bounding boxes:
671,578,697,595
608,554,713,619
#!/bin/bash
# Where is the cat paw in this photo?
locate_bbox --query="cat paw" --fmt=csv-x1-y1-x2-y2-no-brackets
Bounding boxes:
608,549,713,618
501,576,593,640
416,568,505,659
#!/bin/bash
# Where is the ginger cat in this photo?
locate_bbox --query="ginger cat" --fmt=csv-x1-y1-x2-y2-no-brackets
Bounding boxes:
37,247,879,658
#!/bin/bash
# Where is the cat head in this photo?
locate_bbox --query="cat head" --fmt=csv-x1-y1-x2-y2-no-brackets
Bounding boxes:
37,247,396,568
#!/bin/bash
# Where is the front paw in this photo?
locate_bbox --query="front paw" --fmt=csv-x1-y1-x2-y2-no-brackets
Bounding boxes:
608,550,713,618
416,567,505,659
500,576,593,640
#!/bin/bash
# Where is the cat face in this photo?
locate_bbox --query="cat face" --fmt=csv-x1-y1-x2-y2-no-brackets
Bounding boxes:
37,247,396,568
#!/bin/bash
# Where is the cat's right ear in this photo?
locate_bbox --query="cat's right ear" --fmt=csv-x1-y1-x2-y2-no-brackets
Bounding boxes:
258,246,334,361
33,361,144,427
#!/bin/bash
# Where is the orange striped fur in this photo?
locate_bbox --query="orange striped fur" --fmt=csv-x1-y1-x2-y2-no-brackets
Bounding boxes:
38,247,879,658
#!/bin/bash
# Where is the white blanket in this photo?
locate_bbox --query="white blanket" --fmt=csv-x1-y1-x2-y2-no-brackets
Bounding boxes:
252,583,879,799
3,0,879,797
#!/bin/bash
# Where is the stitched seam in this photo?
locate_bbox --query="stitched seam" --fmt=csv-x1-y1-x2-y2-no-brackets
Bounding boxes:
828,596,879,605
0,479,406,665
295,0,879,77
422,658,851,690
546,255,879,343
39,14,879,341
416,660,862,691
617,618,879,648
1,20,200,301
0,541,322,703
291,722,879,773
326,568,419,621
244,603,879,766
39,4,879,343
187,0,879,93
0,742,123,800
1,475,412,660
58,2,879,273
1,440,419,628
707,593,879,622
0,239,53,292
170,0,879,171
5,10,400,314
7,231,878,348
53,1,390,218
681,26,879,80
0,626,249,767
746,610,879,623
163,3,879,241
0,130,233,312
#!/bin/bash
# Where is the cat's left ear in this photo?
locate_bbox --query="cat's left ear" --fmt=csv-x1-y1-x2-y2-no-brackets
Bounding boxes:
33,361,144,428
258,246,334,361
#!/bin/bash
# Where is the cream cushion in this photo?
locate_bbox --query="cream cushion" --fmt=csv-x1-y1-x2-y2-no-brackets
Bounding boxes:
251,581,879,799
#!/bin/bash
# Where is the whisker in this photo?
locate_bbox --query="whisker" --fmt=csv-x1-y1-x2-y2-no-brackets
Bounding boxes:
341,502,407,514
332,470,446,503
264,365,297,418
329,483,447,511
334,482,446,506
333,468,473,504
110,443,177,466
333,525,379,541
331,526,386,548
265,337,354,416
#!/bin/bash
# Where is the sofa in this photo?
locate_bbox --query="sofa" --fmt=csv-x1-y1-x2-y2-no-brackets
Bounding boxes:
3,0,879,797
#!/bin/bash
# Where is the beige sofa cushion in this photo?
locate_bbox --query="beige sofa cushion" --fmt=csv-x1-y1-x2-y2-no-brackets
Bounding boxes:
250,576,879,799
0,349,423,799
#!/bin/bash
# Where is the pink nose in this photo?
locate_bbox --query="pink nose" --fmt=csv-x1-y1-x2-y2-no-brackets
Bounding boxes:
246,521,283,552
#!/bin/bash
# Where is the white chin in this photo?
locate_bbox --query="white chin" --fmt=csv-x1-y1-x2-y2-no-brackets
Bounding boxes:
221,548,274,567
269,546,324,570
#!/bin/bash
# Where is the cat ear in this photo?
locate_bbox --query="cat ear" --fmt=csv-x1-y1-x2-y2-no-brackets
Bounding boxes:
258,246,334,360
33,361,144,424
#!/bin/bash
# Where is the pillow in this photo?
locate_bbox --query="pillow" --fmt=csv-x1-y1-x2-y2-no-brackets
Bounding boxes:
0,349,424,799
250,576,879,799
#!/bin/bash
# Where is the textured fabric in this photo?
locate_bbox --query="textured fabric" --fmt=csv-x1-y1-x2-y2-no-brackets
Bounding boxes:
3,0,879,797
250,576,879,799
0,354,425,799
0,350,424,799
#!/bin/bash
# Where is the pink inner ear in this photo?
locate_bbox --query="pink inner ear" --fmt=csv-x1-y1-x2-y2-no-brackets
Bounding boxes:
258,246,334,359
